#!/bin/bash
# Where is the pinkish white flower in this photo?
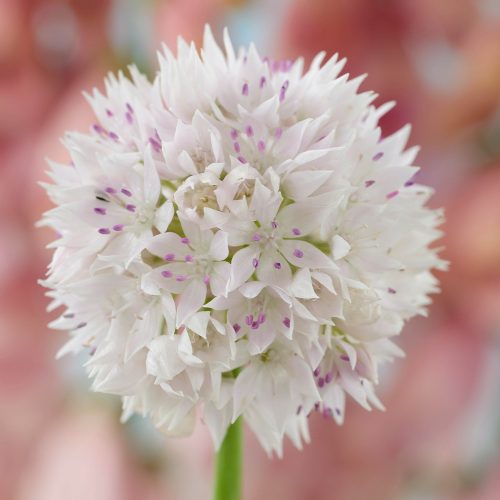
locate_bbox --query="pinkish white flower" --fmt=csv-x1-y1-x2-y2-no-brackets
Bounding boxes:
40,26,446,456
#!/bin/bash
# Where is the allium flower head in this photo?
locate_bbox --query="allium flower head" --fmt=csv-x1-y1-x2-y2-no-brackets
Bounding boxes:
40,27,445,456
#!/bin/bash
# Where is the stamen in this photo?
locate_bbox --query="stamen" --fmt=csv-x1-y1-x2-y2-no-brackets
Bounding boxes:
233,142,241,153
125,112,133,124
251,321,259,330
184,254,194,262
164,253,175,261
340,354,349,361
313,367,320,377
121,188,132,197
126,103,133,113
112,224,124,232
108,131,119,141
233,323,241,333
252,233,261,242
373,152,384,161
106,109,113,117
230,128,238,140
388,287,397,294
237,156,247,164
365,180,375,187
245,314,253,326
386,190,399,200
258,313,266,324
98,228,111,235
318,377,325,388
404,180,414,187
273,262,281,270
245,125,254,137
293,249,304,258
259,76,266,88
94,207,106,215
181,237,190,245
283,317,291,328
242,83,249,96
275,127,283,139
325,372,333,384
105,187,117,194
203,275,210,285
92,124,105,134
125,204,136,212
252,258,259,268
271,221,278,229
292,227,301,236
161,269,173,278
257,140,265,152
176,275,187,282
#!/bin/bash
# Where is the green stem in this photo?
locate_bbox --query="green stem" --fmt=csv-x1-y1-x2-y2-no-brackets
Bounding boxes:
214,418,243,500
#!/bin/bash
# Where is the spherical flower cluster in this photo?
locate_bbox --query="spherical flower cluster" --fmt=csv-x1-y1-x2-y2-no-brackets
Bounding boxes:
40,27,445,456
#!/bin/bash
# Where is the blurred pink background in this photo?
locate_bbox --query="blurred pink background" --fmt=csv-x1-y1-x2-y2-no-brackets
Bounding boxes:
1,1,500,499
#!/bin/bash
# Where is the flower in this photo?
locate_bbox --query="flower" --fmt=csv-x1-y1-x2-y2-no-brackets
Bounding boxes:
40,26,445,456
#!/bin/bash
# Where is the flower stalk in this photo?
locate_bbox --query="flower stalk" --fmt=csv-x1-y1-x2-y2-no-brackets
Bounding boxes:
214,417,243,500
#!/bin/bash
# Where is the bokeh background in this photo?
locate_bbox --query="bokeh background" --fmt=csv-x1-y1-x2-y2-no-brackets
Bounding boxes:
1,0,500,499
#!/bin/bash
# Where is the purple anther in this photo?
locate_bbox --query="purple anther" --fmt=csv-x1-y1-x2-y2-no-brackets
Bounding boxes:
252,258,259,268
108,131,119,141
340,354,349,361
245,125,254,137
242,83,249,96
76,322,87,329
365,180,375,187
275,127,283,139
184,254,194,262
373,152,384,161
92,124,104,134
121,188,132,197
233,142,241,153
271,221,278,229
112,224,124,232
245,314,253,326
257,140,266,152
125,204,136,212
258,313,266,324
259,76,266,88
106,109,113,117
283,317,291,328
251,321,259,330
335,408,341,416
233,323,241,333
176,275,187,282
181,237,190,245
292,227,301,236
313,367,320,377
105,187,117,194
388,287,397,294
386,190,399,200
252,233,261,242
94,207,106,215
296,405,303,415
98,227,111,235
293,249,304,259
404,180,415,187
164,253,175,261
273,262,281,270
318,377,325,388
325,372,333,384
237,156,247,164
125,112,133,124
161,269,173,278
203,275,210,285
230,128,238,140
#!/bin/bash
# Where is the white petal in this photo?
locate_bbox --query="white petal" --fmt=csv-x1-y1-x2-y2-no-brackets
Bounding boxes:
176,279,207,327
209,230,229,261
